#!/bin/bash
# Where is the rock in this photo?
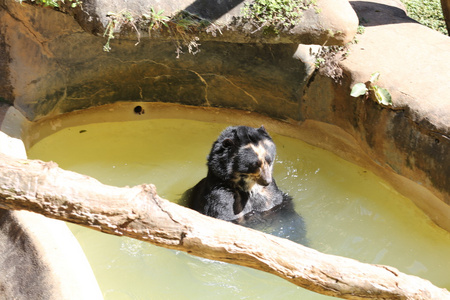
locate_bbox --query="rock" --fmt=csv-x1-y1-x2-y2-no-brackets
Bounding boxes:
0,209,104,300
290,0,360,45
69,0,358,45
293,44,322,80
0,105,103,300
347,0,450,132
302,0,450,228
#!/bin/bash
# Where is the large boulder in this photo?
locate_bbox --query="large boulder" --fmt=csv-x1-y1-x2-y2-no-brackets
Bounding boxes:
0,105,103,300
71,0,358,45
301,0,450,229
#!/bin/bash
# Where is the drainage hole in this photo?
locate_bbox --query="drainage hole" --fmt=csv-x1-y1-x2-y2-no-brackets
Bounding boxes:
134,106,144,115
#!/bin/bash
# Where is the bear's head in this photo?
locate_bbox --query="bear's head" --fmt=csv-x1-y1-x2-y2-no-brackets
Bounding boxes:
207,126,276,191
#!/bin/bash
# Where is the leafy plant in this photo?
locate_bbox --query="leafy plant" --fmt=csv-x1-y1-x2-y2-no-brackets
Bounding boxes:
16,0,81,8
312,25,365,83
142,8,169,34
167,11,211,57
104,8,171,52
350,72,392,106
356,25,365,35
103,10,140,52
102,9,212,56
242,0,316,34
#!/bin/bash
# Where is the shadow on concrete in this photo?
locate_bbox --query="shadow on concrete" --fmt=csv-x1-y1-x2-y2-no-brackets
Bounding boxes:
183,0,418,27
350,1,418,27
183,0,245,21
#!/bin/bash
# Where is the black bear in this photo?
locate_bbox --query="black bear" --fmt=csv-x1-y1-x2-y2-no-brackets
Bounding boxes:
187,125,307,244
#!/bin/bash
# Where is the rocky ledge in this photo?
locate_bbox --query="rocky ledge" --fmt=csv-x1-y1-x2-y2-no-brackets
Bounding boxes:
71,0,358,45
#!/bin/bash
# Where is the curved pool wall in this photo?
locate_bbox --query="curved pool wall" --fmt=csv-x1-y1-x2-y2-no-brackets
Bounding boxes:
2,100,449,299
0,0,450,298
22,101,450,234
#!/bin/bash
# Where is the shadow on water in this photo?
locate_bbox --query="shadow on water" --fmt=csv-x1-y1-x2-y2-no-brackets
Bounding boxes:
241,200,308,246
180,190,308,246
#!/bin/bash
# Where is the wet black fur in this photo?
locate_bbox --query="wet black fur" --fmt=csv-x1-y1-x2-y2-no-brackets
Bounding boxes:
186,126,307,244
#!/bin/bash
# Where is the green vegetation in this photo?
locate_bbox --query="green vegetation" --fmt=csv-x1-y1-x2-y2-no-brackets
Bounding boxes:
16,0,81,8
143,8,170,33
356,25,365,35
167,11,212,57
401,0,448,35
103,10,140,52
312,25,365,83
241,0,317,34
351,72,392,107
103,9,211,55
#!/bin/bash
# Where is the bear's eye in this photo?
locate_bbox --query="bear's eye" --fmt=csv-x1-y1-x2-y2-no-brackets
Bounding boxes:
265,156,273,165
247,161,262,173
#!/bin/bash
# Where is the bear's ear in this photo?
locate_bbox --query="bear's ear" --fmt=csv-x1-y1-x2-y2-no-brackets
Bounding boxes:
258,125,268,134
222,138,235,148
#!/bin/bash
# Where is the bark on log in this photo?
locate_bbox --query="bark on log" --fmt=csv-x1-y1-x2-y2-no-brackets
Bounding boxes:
0,153,449,300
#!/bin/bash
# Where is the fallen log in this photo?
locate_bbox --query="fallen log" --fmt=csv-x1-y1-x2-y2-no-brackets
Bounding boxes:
0,153,449,300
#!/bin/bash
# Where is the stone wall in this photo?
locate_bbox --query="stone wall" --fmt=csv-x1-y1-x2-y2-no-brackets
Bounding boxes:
0,0,357,120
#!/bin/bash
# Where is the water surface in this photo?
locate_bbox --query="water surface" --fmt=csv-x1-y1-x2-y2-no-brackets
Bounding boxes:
27,118,450,299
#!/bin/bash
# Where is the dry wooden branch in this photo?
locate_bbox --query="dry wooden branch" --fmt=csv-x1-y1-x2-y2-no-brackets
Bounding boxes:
0,153,449,300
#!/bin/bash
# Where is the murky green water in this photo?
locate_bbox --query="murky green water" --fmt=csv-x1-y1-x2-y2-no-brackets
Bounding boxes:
27,118,450,299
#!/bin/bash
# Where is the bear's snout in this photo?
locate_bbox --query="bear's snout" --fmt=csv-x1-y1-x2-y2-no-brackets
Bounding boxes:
256,165,272,186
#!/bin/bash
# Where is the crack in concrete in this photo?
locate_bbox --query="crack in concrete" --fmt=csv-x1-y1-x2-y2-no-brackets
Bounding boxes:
138,86,143,99
110,58,212,105
110,58,172,69
209,74,259,104
91,58,263,107
188,69,210,106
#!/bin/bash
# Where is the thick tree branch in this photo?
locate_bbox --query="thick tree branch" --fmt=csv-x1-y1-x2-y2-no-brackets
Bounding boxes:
0,153,449,300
